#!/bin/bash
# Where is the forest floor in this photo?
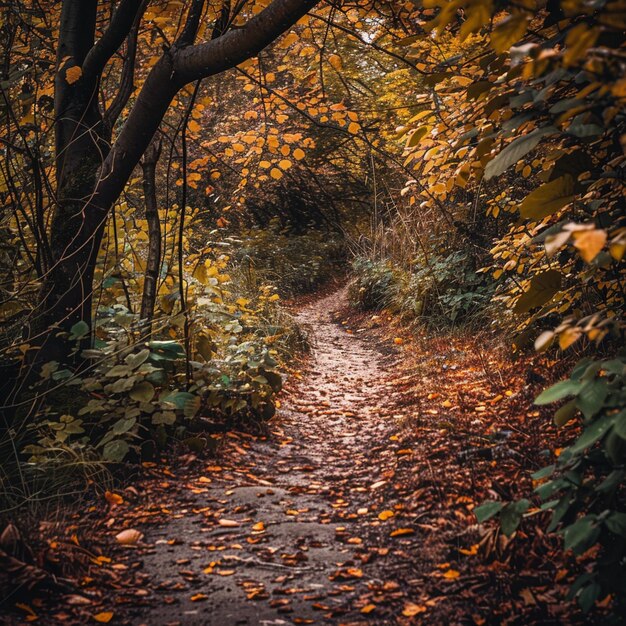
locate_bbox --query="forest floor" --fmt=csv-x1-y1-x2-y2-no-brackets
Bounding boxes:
5,286,593,625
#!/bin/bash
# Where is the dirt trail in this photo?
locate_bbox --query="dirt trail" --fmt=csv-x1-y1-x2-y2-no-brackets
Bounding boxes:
127,286,419,625
17,286,577,625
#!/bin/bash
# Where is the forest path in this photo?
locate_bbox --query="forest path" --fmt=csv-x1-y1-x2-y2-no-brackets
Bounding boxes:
125,286,426,625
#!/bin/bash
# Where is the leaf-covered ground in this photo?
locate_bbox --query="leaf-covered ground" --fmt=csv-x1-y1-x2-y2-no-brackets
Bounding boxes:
8,287,601,625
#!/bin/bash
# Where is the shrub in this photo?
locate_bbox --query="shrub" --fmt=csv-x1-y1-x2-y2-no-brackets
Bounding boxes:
477,354,626,613
348,257,401,311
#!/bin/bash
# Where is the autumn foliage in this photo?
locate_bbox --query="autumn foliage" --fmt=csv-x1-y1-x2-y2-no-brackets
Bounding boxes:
0,0,624,621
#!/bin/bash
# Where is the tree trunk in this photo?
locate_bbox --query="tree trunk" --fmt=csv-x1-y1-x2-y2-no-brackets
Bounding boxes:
29,0,320,368
140,138,163,338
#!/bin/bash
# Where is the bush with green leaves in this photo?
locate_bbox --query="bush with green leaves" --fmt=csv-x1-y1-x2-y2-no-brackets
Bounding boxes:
349,252,494,325
401,251,494,326
476,354,626,614
23,294,288,466
349,257,402,311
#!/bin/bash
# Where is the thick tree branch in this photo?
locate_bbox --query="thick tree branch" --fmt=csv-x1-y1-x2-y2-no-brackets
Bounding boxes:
82,0,143,79
173,0,319,83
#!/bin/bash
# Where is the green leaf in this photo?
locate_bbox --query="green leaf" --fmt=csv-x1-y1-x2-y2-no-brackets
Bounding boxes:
612,410,626,440
111,417,137,435
605,512,626,538
554,399,578,426
535,379,581,405
125,349,150,369
531,464,555,480
514,269,562,315
500,499,530,536
129,381,155,402
69,320,90,340
164,391,196,410
152,411,176,426
474,501,504,522
519,175,575,220
578,582,601,613
149,340,185,360
576,379,608,419
106,364,131,378
563,516,600,554
569,413,616,454
484,126,557,180
103,439,130,462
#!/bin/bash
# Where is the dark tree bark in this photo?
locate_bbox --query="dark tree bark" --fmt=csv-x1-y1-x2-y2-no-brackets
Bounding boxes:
140,138,163,338
29,0,321,367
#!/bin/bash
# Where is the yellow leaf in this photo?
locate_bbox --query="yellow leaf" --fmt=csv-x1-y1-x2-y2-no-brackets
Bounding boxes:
443,569,460,579
270,168,283,180
65,65,82,84
393,337,403,345
361,604,376,614
559,327,582,350
293,148,305,161
490,13,529,53
94,612,114,623
188,120,201,133
278,159,292,170
610,241,625,261
573,229,607,263
348,121,360,134
378,510,394,521
403,602,427,617
328,54,343,70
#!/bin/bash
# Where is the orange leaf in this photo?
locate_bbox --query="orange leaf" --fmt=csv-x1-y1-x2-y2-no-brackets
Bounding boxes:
115,529,142,545
65,66,82,84
94,612,114,623
104,491,123,505
403,602,427,617
190,593,208,602
218,519,239,527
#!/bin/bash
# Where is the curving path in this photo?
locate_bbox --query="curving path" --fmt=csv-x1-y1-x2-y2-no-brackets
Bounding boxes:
129,286,421,625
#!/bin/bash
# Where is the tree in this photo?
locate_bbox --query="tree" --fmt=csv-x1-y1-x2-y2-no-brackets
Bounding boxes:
29,0,320,366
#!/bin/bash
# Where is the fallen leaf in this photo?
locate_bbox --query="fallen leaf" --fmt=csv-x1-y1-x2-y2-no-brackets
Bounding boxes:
403,602,427,616
115,529,142,545
443,569,460,579
104,491,123,505
218,519,239,527
93,612,114,623
190,593,208,602
378,510,394,521
390,528,414,537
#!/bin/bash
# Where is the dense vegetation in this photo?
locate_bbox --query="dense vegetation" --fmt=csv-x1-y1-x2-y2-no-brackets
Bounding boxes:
0,0,624,621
